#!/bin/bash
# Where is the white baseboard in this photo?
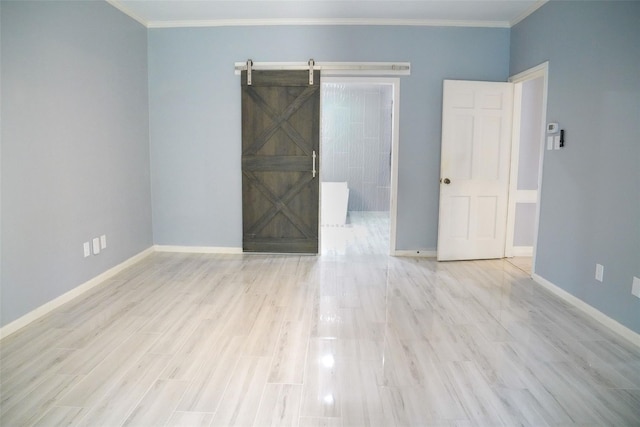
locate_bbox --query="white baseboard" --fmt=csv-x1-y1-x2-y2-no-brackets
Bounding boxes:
0,246,155,341
392,249,437,258
532,273,640,348
153,245,243,254
512,246,533,257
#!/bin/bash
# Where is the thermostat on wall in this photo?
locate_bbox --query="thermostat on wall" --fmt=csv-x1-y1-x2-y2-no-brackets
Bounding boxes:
547,122,559,133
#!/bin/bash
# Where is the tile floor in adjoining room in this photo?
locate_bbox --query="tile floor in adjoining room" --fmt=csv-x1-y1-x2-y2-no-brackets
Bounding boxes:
1,215,639,426
321,211,390,256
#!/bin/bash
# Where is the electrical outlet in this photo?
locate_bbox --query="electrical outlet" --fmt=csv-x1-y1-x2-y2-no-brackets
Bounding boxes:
92,237,101,255
83,242,91,258
100,234,107,249
595,264,604,282
632,277,640,299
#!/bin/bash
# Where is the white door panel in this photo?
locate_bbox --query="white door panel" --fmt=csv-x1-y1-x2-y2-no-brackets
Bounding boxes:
438,80,513,261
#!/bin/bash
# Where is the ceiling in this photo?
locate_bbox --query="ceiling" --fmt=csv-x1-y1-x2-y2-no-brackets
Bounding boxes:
107,0,548,28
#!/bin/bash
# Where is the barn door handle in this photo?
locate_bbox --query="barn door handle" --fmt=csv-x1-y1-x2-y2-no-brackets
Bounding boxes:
312,150,317,178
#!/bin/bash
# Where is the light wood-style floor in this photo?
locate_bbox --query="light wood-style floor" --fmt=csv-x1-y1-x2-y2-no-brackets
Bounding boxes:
2,218,639,426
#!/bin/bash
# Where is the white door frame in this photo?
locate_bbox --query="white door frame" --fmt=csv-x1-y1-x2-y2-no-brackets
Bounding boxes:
319,76,400,255
507,61,549,274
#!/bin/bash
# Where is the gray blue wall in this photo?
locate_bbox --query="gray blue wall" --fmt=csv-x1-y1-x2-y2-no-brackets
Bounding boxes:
1,1,152,326
148,25,510,248
511,1,640,332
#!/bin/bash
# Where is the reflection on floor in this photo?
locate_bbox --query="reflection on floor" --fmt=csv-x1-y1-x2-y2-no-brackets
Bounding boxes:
507,256,533,275
2,251,639,425
321,211,389,256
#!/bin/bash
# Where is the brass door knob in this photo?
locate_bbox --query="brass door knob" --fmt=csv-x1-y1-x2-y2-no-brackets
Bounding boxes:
443,178,451,184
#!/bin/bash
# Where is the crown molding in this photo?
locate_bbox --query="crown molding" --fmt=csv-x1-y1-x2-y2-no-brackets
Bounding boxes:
106,0,148,26
510,0,548,27
146,18,511,29
107,0,537,29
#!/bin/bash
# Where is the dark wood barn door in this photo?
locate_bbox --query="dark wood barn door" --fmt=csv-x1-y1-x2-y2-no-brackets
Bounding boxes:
241,70,320,253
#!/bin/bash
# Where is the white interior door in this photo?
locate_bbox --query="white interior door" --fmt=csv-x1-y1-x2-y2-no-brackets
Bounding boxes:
437,80,513,261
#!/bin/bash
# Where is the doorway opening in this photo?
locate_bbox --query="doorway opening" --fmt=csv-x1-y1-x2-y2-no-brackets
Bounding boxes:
506,62,549,275
319,78,399,255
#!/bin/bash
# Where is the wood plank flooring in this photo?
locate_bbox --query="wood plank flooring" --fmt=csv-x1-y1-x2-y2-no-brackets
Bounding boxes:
1,219,639,425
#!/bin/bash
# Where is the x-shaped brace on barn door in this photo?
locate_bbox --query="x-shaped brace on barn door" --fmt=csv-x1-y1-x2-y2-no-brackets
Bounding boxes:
242,85,318,157
243,171,317,239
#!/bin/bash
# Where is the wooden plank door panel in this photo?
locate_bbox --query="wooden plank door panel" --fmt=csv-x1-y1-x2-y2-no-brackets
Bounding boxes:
242,70,320,253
